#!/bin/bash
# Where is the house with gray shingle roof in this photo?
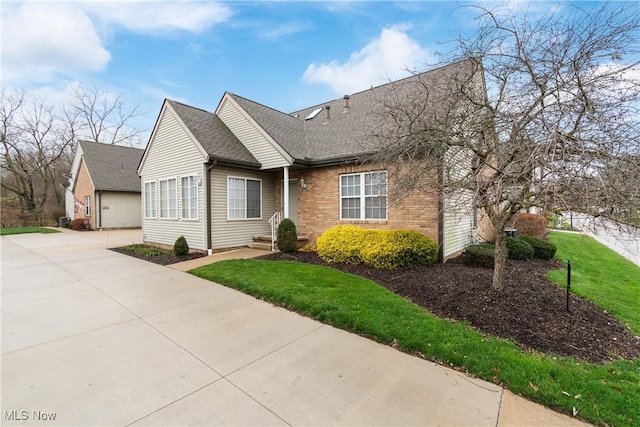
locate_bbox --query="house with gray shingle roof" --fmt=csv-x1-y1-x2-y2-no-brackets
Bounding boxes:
138,59,482,259
68,141,144,229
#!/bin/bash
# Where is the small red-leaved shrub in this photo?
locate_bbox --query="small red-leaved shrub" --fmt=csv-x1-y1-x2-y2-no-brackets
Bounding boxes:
71,218,90,230
509,212,547,239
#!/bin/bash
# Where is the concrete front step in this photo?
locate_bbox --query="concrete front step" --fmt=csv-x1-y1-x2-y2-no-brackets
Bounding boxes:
248,242,275,251
251,235,309,251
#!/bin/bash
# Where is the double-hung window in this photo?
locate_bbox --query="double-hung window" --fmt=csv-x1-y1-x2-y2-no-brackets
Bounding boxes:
84,195,91,216
340,171,387,220
181,176,198,219
228,176,261,219
144,181,156,218
159,178,177,219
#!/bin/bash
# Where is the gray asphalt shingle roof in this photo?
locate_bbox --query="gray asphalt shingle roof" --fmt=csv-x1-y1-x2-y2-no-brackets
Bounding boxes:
167,100,260,167
78,141,144,192
163,59,476,168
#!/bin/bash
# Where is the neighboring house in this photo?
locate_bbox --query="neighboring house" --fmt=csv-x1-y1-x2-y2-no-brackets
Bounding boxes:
68,141,144,229
138,60,483,260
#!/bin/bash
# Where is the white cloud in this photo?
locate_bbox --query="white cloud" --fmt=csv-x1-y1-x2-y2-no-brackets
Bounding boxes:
0,1,232,86
256,21,313,41
302,25,432,95
83,1,233,34
2,2,111,84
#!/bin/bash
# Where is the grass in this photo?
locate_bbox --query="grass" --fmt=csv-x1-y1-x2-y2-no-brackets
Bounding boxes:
0,227,60,236
190,238,640,427
121,244,171,257
548,232,640,335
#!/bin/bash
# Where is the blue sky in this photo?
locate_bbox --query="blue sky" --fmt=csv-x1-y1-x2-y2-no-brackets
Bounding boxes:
2,1,635,145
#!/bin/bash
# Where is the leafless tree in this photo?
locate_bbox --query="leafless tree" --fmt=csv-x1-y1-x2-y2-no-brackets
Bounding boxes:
1,84,147,225
66,83,146,147
366,3,640,290
1,89,76,217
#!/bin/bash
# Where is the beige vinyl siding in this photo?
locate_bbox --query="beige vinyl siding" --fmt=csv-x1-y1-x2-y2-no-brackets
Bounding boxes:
210,166,276,249
140,108,207,250
443,146,476,258
99,192,142,228
217,99,290,170
443,189,475,258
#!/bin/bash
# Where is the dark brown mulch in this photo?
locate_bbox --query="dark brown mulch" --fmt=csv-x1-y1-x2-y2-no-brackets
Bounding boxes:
110,247,206,265
258,251,640,363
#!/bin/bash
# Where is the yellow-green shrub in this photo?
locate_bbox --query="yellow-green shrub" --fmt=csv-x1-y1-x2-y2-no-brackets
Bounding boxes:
317,226,438,269
316,225,365,264
361,230,438,268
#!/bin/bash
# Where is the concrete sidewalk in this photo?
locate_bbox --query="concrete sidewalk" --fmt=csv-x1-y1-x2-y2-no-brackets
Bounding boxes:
1,229,589,426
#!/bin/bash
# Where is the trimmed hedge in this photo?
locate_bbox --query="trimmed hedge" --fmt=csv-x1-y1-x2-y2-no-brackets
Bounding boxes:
361,229,438,269
519,235,557,260
277,218,298,253
317,225,364,264
464,243,495,268
464,237,548,267
506,237,535,260
317,225,437,269
174,235,189,256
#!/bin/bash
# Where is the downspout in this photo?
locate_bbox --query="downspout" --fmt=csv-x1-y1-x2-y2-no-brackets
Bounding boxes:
206,159,217,255
97,191,102,229
437,166,445,263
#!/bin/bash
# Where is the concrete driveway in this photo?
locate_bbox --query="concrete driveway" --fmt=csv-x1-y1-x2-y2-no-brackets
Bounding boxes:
1,229,588,426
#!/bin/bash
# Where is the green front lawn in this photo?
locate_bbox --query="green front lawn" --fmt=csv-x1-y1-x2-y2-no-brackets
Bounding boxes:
0,227,60,236
548,232,640,335
190,235,640,427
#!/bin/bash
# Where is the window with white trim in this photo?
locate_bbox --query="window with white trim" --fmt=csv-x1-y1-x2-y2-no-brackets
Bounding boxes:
181,175,198,219
159,178,177,219
144,181,156,218
84,195,91,216
340,171,387,220
228,176,261,219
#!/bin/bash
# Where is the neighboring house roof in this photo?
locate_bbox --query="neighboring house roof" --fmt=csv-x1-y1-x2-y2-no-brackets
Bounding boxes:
166,100,260,167
78,141,144,192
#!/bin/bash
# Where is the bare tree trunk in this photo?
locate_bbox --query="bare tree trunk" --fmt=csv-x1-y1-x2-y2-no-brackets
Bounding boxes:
492,229,507,291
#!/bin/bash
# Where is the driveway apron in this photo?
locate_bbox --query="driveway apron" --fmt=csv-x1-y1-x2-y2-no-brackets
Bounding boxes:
3,229,509,426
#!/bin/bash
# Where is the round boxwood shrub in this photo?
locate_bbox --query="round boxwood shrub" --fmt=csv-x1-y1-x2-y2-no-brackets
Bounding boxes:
506,237,534,260
277,218,298,253
463,243,495,268
519,235,557,260
174,235,189,256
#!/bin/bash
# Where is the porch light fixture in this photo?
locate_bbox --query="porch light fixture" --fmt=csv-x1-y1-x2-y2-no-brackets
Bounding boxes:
300,177,308,192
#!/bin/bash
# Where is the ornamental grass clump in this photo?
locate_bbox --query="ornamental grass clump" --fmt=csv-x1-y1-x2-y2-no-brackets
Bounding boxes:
317,225,437,269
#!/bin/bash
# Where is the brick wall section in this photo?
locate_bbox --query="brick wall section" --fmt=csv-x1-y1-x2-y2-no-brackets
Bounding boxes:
276,164,440,245
74,160,95,228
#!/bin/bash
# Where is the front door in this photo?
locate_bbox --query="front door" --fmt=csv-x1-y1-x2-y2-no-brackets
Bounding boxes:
282,180,298,224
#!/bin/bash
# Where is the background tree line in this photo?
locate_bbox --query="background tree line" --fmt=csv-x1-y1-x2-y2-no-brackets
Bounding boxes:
1,85,145,227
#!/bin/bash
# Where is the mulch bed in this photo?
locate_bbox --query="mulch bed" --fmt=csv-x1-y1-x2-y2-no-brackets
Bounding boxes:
257,251,640,363
110,247,206,265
